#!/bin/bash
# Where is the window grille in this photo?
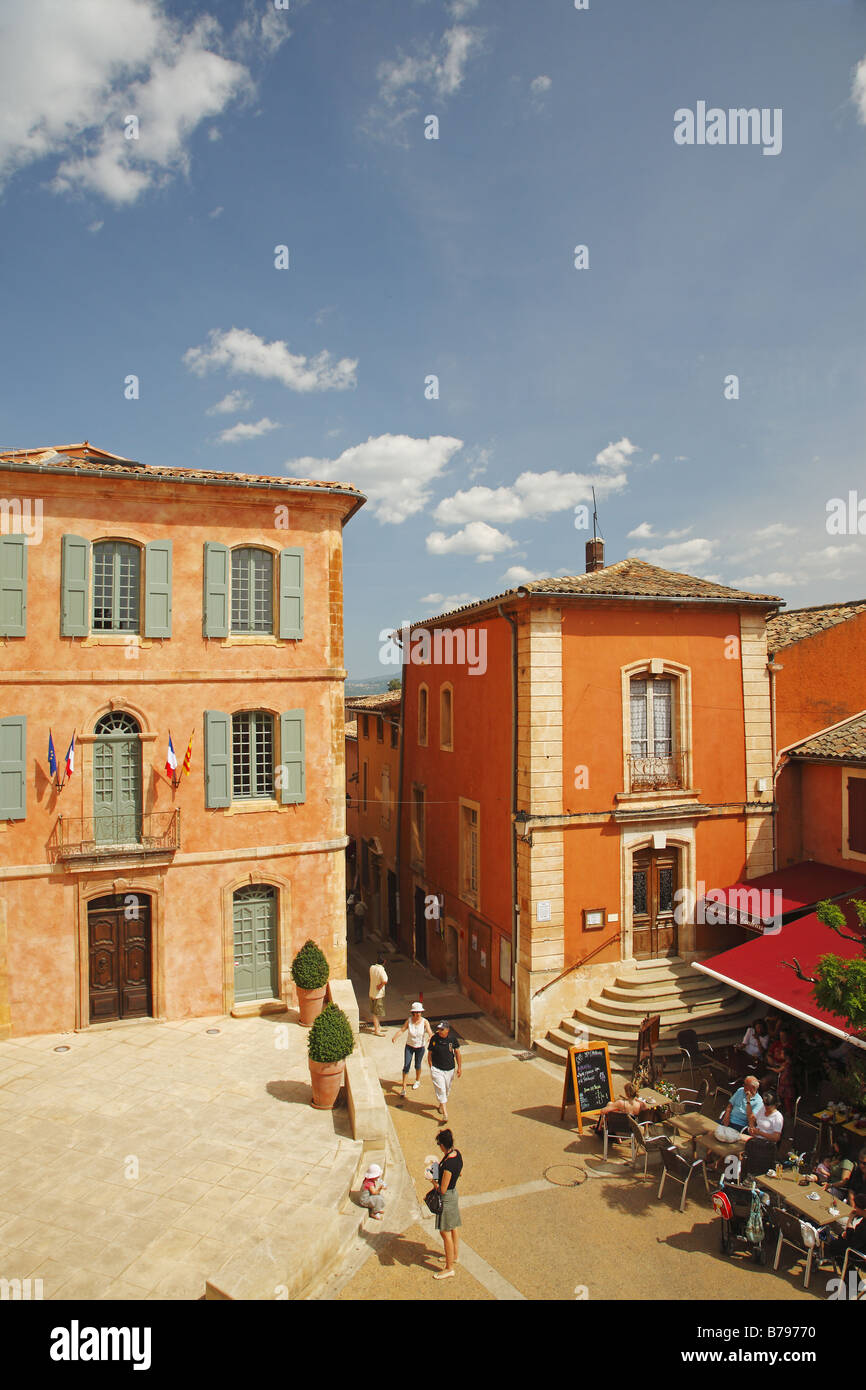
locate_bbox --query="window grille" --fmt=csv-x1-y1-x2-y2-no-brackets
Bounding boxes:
232,711,274,799
231,549,273,633
92,541,140,632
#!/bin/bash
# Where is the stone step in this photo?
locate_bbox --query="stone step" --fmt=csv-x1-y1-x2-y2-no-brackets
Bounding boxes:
587,988,739,1020
604,974,725,999
536,1020,755,1072
569,999,755,1037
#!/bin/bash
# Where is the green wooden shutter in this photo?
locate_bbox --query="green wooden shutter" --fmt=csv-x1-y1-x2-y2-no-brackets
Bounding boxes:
0,716,26,820
61,534,90,636
0,535,27,637
144,540,172,638
280,709,305,804
279,548,304,639
203,542,229,637
204,711,231,808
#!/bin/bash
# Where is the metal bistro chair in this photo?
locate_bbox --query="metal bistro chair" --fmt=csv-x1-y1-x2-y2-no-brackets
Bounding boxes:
677,1029,722,1085
628,1116,672,1178
766,1205,825,1290
657,1143,710,1213
739,1137,780,1182
837,1245,866,1300
677,1078,710,1114
601,1111,634,1161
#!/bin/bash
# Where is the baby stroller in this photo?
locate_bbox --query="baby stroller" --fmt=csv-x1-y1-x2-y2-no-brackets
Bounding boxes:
712,1180,771,1265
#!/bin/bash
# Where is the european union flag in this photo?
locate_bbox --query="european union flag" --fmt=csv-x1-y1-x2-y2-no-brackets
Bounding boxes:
48,731,58,779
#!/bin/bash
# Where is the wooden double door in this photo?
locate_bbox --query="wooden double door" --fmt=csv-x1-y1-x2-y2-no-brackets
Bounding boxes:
88,894,152,1022
632,849,679,959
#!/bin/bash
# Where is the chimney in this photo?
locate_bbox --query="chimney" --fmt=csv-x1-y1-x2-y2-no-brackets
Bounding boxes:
585,537,604,573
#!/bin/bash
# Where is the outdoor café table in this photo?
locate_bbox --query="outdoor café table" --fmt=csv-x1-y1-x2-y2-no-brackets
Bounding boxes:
843,1118,866,1140
664,1112,747,1158
638,1087,674,1111
756,1171,854,1228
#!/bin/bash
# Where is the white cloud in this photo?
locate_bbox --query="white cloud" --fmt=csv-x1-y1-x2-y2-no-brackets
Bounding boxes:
216,417,280,445
285,434,463,524
530,75,552,96
371,24,484,142
628,537,718,570
501,566,545,585
420,592,480,613
207,390,252,416
184,327,357,393
733,572,795,589
433,437,638,526
426,521,517,562
87,220,104,234
208,205,224,219
853,54,866,123
208,126,222,142
447,0,480,17
752,523,798,541
628,522,656,539
0,2,284,205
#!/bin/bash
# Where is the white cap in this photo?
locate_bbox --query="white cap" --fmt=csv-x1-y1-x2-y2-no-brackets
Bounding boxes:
410,1002,425,1013
364,1163,383,1180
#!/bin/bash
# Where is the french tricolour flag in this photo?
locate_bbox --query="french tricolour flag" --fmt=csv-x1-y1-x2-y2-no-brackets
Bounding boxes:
64,734,75,780
165,735,177,780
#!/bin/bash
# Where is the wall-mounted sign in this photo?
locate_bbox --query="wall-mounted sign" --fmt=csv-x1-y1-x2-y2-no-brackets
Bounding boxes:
537,901,551,922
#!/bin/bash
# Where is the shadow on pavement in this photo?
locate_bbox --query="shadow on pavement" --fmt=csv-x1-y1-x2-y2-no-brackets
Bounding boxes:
266,1078,313,1105
513,1104,570,1129
358,1227,441,1272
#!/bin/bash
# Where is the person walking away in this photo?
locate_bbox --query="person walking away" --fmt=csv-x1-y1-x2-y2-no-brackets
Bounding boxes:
392,1003,432,1098
353,896,368,944
359,1163,387,1221
431,1128,462,1279
368,952,388,1037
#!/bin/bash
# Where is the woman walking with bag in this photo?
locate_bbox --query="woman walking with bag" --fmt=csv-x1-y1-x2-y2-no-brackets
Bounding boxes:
430,1128,462,1280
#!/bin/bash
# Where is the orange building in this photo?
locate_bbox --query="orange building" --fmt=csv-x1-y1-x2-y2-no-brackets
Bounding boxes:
396,550,781,1043
345,691,401,943
0,442,363,1038
775,711,866,875
767,600,866,753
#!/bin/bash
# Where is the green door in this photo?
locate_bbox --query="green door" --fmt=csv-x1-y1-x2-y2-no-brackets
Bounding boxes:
93,713,142,845
233,886,278,1002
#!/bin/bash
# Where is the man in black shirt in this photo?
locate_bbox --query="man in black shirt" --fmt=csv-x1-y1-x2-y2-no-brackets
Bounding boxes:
427,1020,462,1122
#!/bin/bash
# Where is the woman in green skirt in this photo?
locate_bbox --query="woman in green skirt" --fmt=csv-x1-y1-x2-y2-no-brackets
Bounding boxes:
432,1128,462,1279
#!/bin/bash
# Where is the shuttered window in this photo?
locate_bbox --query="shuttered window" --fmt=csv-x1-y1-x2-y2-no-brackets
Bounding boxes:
849,778,866,855
0,716,26,820
231,548,273,634
0,535,27,637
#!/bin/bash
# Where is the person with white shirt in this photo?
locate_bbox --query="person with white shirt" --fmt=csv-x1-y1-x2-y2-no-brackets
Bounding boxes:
392,1002,433,1099
745,1087,783,1145
739,1019,769,1063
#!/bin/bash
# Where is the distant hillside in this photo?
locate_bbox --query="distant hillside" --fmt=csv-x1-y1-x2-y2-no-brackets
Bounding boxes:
345,676,400,698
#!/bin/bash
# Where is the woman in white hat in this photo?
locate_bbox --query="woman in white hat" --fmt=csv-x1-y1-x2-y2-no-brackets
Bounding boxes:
391,1003,433,1099
359,1163,387,1220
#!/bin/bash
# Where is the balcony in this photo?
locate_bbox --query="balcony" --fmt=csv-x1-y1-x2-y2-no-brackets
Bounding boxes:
49,810,180,864
627,751,686,792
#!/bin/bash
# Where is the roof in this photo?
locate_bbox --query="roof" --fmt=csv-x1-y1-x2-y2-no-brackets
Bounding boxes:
345,691,402,712
0,442,365,512
766,599,866,652
694,887,866,1046
783,710,866,763
401,558,783,629
345,720,358,740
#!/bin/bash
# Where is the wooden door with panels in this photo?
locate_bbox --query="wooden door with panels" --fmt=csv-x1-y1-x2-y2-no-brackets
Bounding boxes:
631,849,679,959
88,893,152,1022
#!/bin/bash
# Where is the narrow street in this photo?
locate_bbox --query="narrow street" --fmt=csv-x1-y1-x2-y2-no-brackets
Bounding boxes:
316,939,817,1302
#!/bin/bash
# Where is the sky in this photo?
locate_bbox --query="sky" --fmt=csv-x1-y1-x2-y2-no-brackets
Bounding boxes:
1,0,865,678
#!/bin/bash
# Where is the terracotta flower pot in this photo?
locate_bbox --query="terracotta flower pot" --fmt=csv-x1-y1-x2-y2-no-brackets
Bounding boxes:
296,985,327,1026
308,1058,346,1110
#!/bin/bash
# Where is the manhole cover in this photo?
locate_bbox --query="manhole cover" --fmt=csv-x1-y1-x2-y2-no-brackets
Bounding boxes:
543,1164,586,1187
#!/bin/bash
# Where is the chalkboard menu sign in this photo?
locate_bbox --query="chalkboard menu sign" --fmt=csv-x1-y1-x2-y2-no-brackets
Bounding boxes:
560,1042,614,1133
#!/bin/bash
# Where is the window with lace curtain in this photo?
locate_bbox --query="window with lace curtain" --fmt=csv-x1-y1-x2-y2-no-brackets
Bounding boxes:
628,675,680,789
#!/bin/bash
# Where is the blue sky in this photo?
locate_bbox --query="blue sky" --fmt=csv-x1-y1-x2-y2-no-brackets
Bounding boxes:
1,0,865,677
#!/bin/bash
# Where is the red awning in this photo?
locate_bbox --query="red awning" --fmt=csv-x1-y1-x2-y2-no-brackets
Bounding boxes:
698,861,866,931
694,889,866,1047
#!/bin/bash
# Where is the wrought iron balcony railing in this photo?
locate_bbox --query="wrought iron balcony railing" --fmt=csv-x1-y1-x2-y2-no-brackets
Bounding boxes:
49,810,180,862
627,751,686,792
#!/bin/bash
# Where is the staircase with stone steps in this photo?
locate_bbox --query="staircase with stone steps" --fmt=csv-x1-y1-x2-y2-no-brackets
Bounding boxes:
536,957,761,1077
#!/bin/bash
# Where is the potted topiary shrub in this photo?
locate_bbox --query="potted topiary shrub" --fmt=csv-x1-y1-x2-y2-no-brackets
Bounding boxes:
291,939,330,1025
307,1002,355,1109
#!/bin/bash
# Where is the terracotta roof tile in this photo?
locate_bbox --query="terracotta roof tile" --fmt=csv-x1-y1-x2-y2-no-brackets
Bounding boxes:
766,600,866,652
345,692,402,712
784,710,866,762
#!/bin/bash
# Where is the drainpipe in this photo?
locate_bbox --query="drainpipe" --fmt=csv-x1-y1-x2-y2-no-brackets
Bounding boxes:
498,602,520,1042
394,632,407,946
767,654,782,872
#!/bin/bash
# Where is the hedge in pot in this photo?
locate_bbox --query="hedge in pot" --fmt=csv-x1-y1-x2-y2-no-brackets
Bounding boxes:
307,1002,355,1110
291,939,330,1026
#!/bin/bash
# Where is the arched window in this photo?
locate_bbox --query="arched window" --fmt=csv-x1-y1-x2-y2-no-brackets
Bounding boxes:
232,710,274,798
440,685,453,750
93,712,142,844
92,541,141,632
418,685,428,747
231,548,274,634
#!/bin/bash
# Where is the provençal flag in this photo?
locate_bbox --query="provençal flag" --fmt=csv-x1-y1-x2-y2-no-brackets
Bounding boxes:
182,730,194,778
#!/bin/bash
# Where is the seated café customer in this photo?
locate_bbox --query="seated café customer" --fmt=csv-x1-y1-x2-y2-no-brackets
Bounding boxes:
816,1138,854,1201
818,1190,866,1263
739,1019,768,1063
774,1048,798,1115
721,1075,763,1135
745,1087,783,1144
594,1083,648,1135
840,1147,866,1204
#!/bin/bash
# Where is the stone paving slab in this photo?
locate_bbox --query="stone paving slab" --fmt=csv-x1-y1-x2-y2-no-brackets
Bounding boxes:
0,1011,362,1299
